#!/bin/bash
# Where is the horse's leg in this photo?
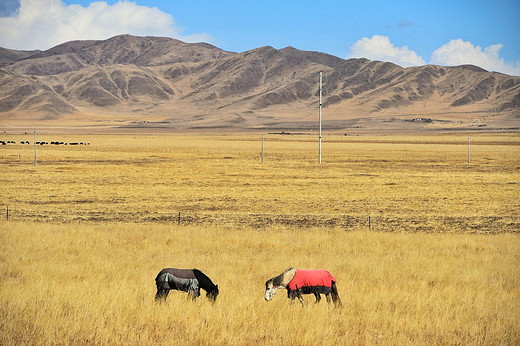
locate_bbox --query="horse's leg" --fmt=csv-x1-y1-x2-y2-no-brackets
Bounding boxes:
288,290,297,305
298,295,305,306
155,289,169,302
297,290,305,306
187,285,200,300
155,278,171,302
185,289,196,300
314,291,321,303
326,293,332,304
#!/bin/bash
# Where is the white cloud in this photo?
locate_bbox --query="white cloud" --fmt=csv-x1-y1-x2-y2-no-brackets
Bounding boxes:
0,0,211,50
431,39,520,76
347,35,520,76
347,35,426,68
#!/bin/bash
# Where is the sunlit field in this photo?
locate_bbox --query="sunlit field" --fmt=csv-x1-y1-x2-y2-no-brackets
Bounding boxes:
1,134,519,231
1,133,519,344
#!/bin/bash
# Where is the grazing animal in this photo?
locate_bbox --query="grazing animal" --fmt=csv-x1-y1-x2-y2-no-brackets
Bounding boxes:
155,268,219,302
265,268,342,306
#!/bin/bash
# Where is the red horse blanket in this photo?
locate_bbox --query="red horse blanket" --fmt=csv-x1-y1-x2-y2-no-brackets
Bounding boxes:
286,270,336,290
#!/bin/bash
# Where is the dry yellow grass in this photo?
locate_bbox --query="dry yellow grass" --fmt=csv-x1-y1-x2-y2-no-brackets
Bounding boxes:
0,133,519,344
1,134,519,231
0,222,519,344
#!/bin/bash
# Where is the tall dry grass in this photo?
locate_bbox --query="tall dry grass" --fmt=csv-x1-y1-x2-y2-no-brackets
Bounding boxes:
0,222,518,344
1,134,518,232
0,133,519,344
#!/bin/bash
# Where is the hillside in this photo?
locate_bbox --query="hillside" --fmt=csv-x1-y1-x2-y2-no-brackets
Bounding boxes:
1,34,519,133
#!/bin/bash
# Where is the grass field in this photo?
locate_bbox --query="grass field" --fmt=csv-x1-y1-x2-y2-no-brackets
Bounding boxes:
1,134,519,231
1,133,519,344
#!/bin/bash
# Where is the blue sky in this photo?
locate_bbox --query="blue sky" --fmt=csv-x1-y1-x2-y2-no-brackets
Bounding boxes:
1,0,519,75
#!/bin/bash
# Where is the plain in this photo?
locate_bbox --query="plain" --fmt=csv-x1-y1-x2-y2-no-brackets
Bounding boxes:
0,133,519,344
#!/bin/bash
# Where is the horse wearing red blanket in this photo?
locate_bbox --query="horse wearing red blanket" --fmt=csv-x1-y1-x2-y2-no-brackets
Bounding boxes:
264,268,342,306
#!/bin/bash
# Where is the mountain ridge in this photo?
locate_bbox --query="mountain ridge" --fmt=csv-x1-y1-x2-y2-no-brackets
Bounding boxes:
1,34,519,133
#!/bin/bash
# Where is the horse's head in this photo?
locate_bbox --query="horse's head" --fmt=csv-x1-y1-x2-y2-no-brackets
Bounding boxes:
206,285,219,302
265,268,294,301
264,279,278,301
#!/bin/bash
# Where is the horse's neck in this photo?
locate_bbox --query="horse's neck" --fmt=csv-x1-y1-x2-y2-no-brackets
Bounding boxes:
274,268,296,288
193,269,214,291
282,268,296,286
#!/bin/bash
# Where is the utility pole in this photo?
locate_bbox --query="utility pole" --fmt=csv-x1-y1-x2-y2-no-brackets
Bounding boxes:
319,72,322,164
34,131,37,167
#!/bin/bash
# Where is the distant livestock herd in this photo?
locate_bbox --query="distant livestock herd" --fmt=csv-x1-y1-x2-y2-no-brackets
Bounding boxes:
0,140,90,146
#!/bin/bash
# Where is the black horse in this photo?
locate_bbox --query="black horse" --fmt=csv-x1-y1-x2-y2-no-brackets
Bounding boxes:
155,268,219,302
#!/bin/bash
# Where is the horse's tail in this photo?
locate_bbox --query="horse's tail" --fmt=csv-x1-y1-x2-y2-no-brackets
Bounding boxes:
331,281,342,307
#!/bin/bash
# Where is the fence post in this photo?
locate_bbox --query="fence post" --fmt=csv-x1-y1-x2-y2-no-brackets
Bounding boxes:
178,212,181,225
6,206,8,221
368,215,371,231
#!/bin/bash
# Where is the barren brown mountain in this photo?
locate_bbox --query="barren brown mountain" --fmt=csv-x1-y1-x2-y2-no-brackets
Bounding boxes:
1,34,519,132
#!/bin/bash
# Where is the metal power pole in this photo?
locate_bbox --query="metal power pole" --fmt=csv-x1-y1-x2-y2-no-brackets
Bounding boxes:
34,131,37,167
319,72,322,164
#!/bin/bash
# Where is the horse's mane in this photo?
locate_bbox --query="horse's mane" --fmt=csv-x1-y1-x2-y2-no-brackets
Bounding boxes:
270,267,295,287
193,269,216,291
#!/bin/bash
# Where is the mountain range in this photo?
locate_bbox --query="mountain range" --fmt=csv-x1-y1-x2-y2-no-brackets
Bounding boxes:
1,34,519,132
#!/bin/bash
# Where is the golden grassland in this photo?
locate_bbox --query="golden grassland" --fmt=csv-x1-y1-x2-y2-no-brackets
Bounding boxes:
1,133,519,231
1,223,519,344
0,133,519,344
